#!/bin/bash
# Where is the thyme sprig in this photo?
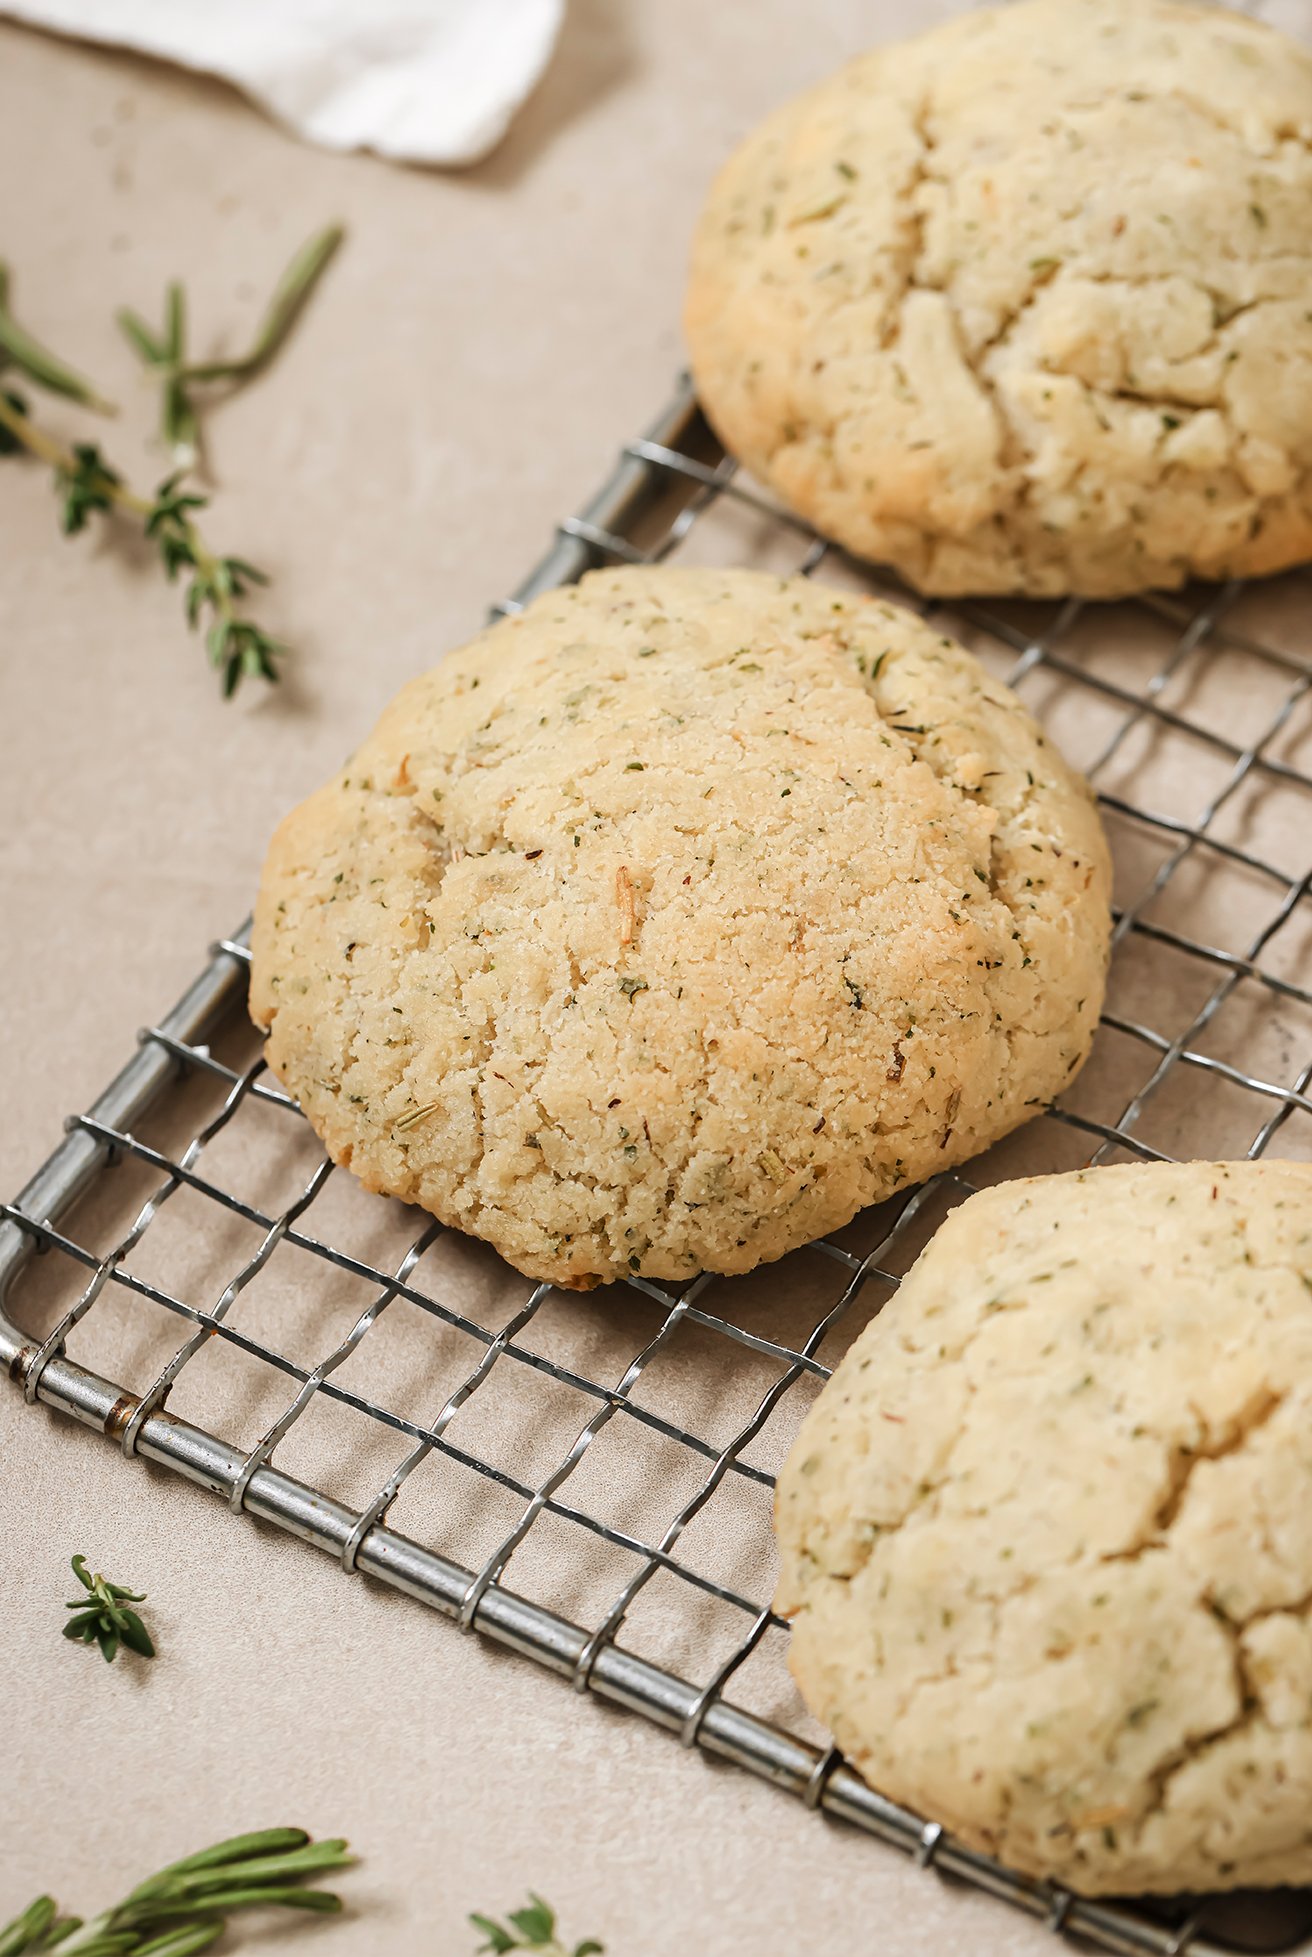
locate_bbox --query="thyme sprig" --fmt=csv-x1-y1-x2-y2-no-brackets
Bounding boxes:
0,393,282,696
0,1828,352,1955
62,1554,155,1665
0,228,342,698
470,1894,604,1957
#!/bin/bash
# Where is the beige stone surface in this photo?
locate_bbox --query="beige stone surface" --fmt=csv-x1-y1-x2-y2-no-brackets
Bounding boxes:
1,4,1310,1953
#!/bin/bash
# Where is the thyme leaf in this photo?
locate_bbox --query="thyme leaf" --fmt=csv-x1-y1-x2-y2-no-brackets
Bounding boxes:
61,1553,154,1665
470,1893,603,1957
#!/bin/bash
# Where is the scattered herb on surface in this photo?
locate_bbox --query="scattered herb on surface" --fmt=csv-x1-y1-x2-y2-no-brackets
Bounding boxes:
0,267,114,412
0,226,341,698
118,225,342,470
62,1553,155,1665
470,1894,603,1957
0,1827,352,1954
0,392,283,697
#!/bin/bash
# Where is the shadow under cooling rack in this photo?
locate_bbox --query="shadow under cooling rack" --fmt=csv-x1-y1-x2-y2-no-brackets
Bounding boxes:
4,378,1312,1957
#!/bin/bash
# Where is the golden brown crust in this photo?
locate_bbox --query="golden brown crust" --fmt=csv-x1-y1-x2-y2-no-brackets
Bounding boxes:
686,0,1312,597
251,567,1109,1286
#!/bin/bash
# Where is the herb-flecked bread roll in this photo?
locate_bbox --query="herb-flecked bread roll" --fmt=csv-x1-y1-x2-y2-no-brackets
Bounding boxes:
775,1160,1312,1896
249,567,1110,1288
685,0,1312,598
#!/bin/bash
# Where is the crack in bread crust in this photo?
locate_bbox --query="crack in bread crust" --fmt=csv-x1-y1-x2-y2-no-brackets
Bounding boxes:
685,0,1312,597
774,1158,1312,1895
249,567,1110,1288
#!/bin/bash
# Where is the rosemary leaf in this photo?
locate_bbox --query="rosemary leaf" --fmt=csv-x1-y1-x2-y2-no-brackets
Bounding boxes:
2,1829,352,1957
131,1927,224,1957
157,1841,353,1895
0,1896,60,1957
126,1830,315,1900
135,1888,343,1917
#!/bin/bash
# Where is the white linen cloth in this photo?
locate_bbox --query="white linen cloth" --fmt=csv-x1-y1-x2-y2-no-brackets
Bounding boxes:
0,0,565,163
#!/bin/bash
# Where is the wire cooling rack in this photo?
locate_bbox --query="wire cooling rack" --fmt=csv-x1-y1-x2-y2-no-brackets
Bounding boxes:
4,377,1312,1957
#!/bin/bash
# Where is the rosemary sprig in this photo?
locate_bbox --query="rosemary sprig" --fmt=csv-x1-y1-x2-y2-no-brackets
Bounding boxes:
470,1895,603,1957
0,1828,352,1955
118,225,342,468
62,1554,155,1665
0,393,282,697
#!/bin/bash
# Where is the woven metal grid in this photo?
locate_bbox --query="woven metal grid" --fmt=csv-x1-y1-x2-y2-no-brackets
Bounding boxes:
4,378,1312,1957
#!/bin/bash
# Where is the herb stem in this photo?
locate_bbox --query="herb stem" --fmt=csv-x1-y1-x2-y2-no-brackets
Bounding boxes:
0,388,209,586
176,225,342,385
2,227,340,697
0,395,280,696
0,389,140,499
0,1829,352,1956
0,261,117,414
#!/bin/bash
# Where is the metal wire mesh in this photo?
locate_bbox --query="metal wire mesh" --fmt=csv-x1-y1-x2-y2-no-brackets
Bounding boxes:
4,379,1312,1957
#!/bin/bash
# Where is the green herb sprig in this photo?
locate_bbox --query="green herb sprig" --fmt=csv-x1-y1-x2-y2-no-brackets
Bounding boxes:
62,1554,155,1665
118,225,342,469
0,395,283,697
470,1894,603,1957
0,266,115,414
0,226,341,698
0,1827,352,1955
